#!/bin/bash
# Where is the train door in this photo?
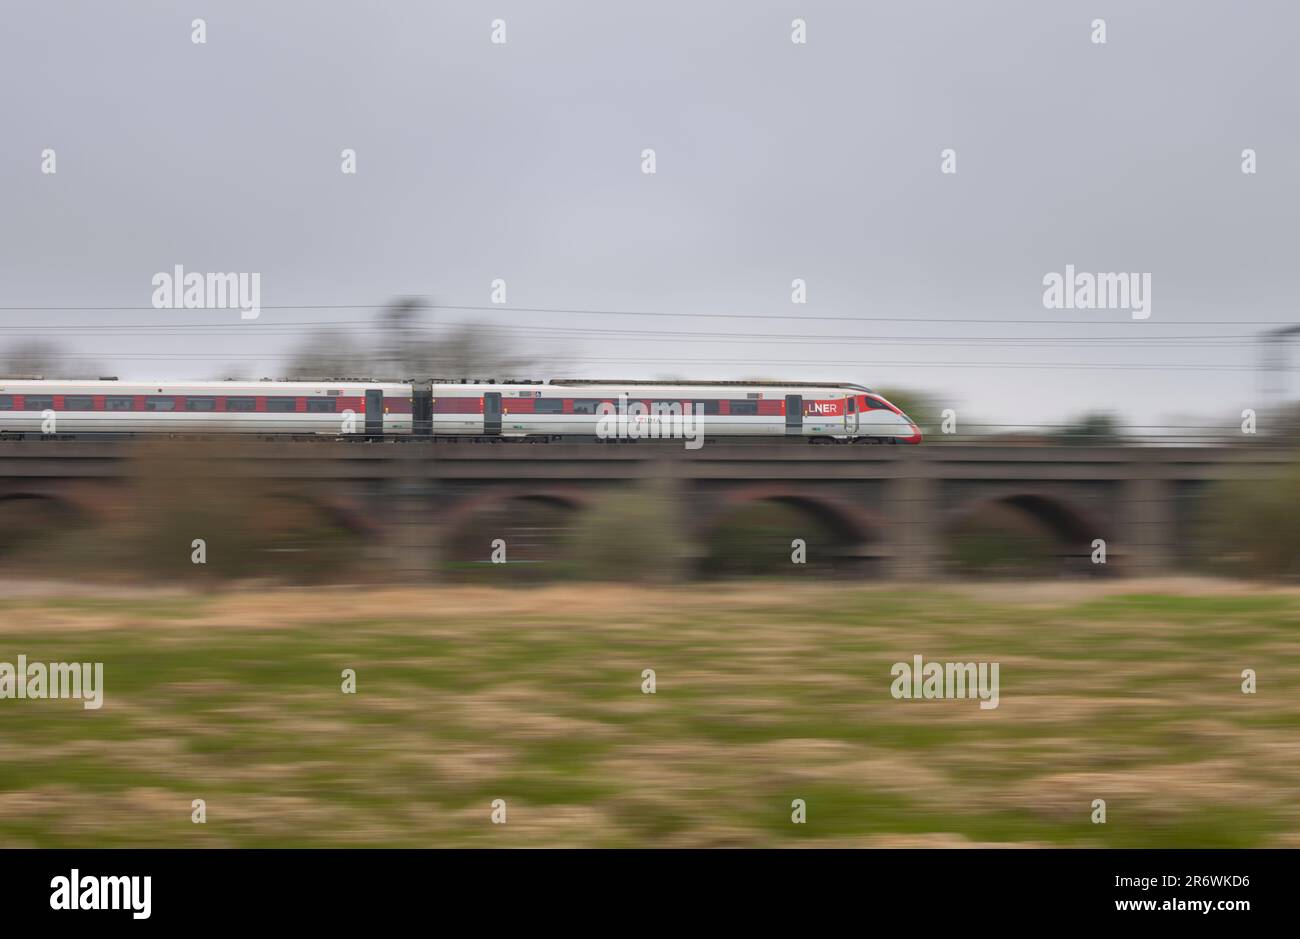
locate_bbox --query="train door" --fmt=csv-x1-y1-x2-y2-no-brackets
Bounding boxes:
412,381,433,437
785,394,802,436
483,392,502,436
365,388,384,436
844,396,859,436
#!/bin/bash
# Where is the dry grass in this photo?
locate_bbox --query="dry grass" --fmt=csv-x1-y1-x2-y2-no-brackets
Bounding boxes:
0,578,1296,846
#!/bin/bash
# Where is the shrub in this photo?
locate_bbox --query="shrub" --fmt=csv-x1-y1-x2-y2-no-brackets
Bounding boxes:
564,480,688,582
1200,465,1300,578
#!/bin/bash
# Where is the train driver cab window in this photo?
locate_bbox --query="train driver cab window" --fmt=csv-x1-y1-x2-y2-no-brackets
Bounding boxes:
866,397,889,410
106,396,134,411
225,397,256,412
145,396,176,411
306,398,337,413
64,396,95,411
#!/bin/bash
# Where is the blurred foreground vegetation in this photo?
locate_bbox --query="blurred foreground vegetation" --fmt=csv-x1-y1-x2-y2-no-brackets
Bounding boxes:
0,581,1296,847
1202,462,1300,578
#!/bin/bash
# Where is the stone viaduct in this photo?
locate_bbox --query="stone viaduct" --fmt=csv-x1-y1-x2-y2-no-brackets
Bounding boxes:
0,441,1290,581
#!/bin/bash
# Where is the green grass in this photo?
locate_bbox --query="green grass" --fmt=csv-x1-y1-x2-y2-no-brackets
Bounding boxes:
0,581,1296,847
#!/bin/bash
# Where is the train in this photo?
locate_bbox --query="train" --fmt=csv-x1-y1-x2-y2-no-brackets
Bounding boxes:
0,378,922,444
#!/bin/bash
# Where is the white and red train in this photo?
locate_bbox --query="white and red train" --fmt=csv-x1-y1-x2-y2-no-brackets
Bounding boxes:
0,378,921,443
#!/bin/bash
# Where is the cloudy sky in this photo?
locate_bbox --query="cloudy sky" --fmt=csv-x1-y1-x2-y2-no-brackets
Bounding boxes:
2,0,1298,429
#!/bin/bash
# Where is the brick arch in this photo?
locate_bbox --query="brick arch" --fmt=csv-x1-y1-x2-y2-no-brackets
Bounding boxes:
0,488,101,524
696,484,885,544
256,490,377,537
946,491,1105,548
0,490,88,514
438,487,593,573
0,491,95,559
440,487,593,532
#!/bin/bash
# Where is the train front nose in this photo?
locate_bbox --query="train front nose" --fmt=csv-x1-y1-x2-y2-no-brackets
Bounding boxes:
894,409,922,444
861,396,922,443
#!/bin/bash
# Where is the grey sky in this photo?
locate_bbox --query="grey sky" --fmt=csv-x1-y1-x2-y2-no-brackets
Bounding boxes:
3,0,1298,429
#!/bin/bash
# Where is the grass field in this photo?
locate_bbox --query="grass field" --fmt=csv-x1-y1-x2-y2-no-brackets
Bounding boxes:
0,579,1297,847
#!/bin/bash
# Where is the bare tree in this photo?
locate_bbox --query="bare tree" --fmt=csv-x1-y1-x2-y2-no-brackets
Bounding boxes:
418,323,543,380
282,298,551,381
0,340,106,378
376,296,427,378
283,328,373,380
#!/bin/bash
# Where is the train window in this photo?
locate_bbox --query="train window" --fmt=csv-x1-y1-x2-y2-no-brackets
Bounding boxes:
225,397,256,412
866,397,889,410
688,400,720,415
185,397,216,411
64,396,95,411
729,400,758,416
0,396,12,410
306,398,337,413
571,399,604,414
106,396,134,411
25,395,53,410
534,398,563,414
266,397,296,412
145,396,176,411
847,398,857,412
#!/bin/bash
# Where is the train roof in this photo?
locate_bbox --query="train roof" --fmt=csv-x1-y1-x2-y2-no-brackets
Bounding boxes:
546,379,875,392
1,377,878,395
0,378,408,390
